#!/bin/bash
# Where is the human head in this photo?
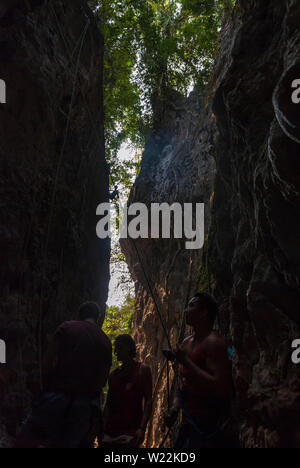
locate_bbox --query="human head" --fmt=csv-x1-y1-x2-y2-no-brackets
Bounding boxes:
114,334,136,363
78,302,104,325
186,292,218,330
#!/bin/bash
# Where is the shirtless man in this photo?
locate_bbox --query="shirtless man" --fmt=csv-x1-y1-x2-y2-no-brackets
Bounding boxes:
164,293,233,448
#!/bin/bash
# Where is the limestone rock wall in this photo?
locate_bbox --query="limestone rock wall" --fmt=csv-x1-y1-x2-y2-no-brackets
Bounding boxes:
210,0,300,448
0,0,110,440
124,0,300,449
121,88,216,447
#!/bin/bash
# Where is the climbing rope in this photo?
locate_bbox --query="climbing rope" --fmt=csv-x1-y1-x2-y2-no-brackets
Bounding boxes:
44,5,192,447
158,253,194,448
50,4,100,135
38,12,90,390
129,238,172,350
159,428,172,449
129,241,195,448
166,359,170,411
129,237,176,447
127,236,175,447
22,2,195,451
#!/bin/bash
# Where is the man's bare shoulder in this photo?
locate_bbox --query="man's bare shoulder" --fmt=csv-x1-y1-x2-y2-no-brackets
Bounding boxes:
203,331,227,352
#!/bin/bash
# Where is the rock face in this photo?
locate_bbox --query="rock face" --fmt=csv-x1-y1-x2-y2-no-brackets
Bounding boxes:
121,88,216,447
209,0,300,448
0,0,110,441
124,0,300,449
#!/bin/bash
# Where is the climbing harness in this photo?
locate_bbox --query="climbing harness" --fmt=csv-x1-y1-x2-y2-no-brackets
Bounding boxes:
176,389,221,442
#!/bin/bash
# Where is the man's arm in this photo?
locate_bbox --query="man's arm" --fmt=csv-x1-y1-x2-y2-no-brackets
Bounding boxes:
164,337,192,428
174,335,232,399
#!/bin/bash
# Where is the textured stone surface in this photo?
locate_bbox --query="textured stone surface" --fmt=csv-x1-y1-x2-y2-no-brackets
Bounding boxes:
124,0,300,449
121,88,216,447
0,0,110,442
210,0,300,448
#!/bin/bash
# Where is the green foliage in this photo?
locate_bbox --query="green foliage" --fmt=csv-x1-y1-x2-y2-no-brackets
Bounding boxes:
109,148,142,194
89,0,236,188
87,0,236,307
103,296,133,343
103,295,134,369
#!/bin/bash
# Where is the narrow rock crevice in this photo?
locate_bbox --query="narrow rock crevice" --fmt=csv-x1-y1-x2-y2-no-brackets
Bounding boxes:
123,0,300,448
0,0,110,441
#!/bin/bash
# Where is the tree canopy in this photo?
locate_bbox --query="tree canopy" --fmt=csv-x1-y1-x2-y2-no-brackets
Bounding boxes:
89,0,235,189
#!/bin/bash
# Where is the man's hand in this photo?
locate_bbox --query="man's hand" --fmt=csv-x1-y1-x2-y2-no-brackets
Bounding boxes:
163,407,179,429
134,428,145,446
174,344,189,365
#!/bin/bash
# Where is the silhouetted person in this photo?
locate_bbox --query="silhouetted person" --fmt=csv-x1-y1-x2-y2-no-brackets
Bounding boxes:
102,334,152,448
164,293,233,448
16,302,112,448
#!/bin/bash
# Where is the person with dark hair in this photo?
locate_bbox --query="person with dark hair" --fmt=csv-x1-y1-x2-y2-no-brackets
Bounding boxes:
15,302,112,448
78,301,104,322
102,334,153,448
164,293,233,448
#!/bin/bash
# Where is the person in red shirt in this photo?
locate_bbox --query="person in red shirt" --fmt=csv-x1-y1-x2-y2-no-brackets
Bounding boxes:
15,302,112,448
103,334,153,448
164,293,233,448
